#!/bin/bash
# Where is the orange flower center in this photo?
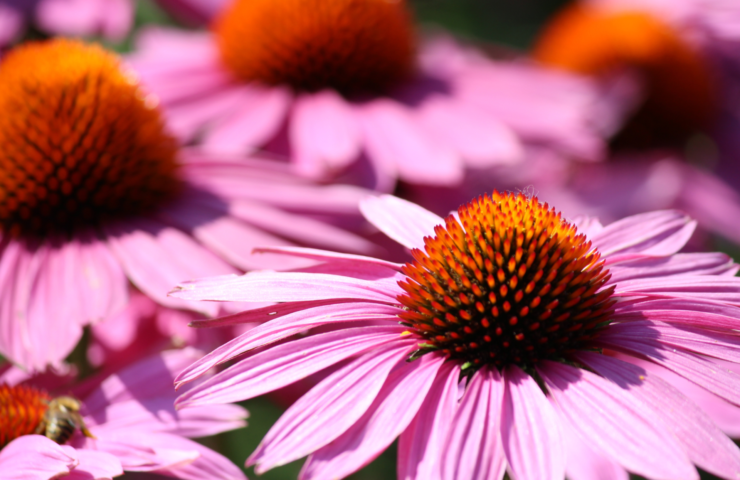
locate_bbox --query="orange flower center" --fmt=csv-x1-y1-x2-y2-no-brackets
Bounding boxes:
213,0,416,95
0,383,50,448
398,192,615,369
534,2,716,149
0,39,180,238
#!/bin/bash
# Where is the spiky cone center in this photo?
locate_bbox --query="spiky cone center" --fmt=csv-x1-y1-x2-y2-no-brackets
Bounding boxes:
0,384,50,448
398,192,616,370
533,2,716,149
0,39,181,238
213,0,416,95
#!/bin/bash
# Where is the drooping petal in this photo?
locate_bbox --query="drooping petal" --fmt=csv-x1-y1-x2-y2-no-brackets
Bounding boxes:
360,195,443,250
539,361,697,480
561,420,628,480
609,253,738,283
249,341,413,473
592,210,696,259
441,367,506,480
300,354,444,480
176,325,406,408
290,90,361,178
171,270,401,304
176,302,401,386
398,362,462,480
501,366,564,480
70,449,123,480
578,352,740,479
0,435,78,479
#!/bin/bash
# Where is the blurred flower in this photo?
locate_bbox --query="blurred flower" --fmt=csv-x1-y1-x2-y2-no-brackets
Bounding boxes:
0,348,247,479
0,38,372,372
129,0,619,191
492,0,740,245
0,0,134,46
152,0,229,26
171,192,740,480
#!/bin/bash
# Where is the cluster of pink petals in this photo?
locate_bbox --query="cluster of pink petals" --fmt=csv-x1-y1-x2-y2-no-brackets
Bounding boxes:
0,348,247,479
129,27,624,190
0,149,371,372
0,0,134,46
172,195,740,480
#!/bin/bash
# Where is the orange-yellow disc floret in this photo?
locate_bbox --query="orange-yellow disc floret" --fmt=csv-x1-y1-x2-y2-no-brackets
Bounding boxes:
0,384,50,448
0,39,180,237
214,0,416,95
398,191,615,368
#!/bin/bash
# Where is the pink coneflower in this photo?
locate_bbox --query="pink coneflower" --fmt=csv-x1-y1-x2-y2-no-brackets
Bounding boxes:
0,0,134,46
0,348,247,479
172,192,740,480
129,0,619,191
0,38,371,372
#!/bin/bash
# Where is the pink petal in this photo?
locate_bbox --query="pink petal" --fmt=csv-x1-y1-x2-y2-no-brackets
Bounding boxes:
301,354,444,479
360,195,443,250
609,253,738,283
176,302,400,386
176,325,406,408
602,320,740,364
105,219,237,316
359,100,463,186
0,5,24,46
416,97,522,167
149,433,247,480
613,300,740,330
171,270,401,304
90,431,200,471
398,362,462,480
593,210,696,259
501,366,564,480
599,336,740,405
561,420,628,480
249,341,413,473
578,352,740,479
72,449,123,479
612,275,740,304
202,85,291,155
165,84,252,141
36,0,134,40
0,435,78,479
227,198,374,253
442,367,506,480
538,361,697,480
253,246,403,274
289,90,361,178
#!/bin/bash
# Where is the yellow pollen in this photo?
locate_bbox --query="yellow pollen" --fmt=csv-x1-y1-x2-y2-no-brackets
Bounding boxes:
213,0,416,95
398,191,615,369
0,39,181,238
533,2,716,149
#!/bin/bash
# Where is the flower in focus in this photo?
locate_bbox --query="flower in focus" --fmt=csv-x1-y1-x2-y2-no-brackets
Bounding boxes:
129,0,619,191
0,348,247,479
0,0,134,46
172,192,740,480
0,38,372,372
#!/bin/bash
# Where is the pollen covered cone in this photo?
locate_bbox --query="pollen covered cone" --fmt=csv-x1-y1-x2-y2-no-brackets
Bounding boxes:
534,2,716,149
0,384,49,448
213,0,416,95
0,39,180,238
398,191,616,369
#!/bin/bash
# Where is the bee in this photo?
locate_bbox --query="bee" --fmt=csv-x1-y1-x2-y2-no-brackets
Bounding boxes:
34,396,96,445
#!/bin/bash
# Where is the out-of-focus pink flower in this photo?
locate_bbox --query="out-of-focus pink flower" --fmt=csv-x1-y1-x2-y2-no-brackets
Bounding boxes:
171,193,740,480
0,0,134,45
0,38,372,372
129,0,619,191
0,348,247,479
153,0,229,26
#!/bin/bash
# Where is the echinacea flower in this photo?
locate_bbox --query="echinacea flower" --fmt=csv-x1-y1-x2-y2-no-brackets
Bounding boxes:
0,38,371,372
0,0,134,46
484,0,740,245
129,0,620,191
173,192,740,480
0,348,247,479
